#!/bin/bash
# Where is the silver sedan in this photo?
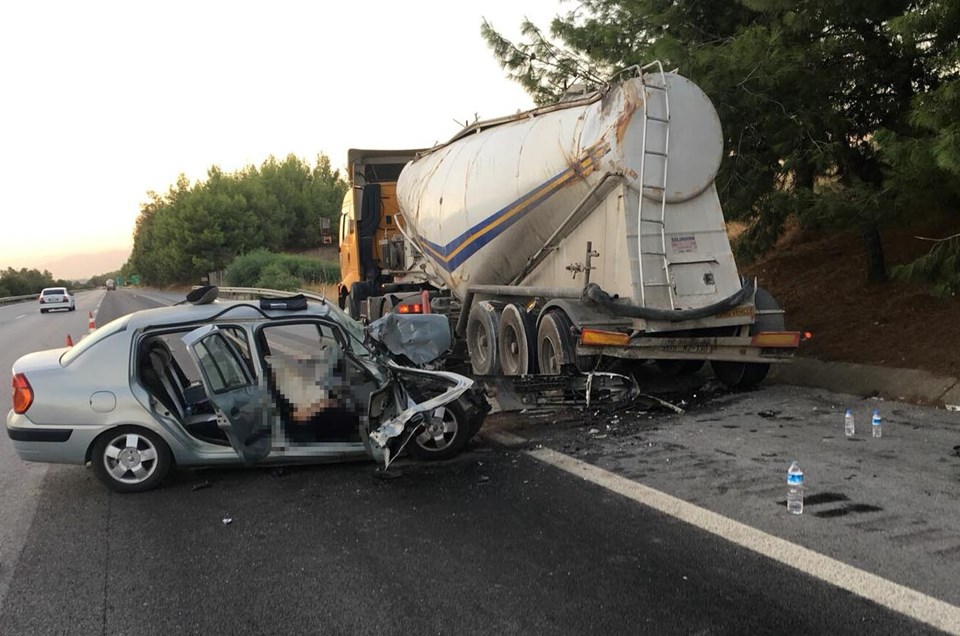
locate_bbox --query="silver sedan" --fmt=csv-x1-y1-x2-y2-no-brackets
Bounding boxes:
7,290,488,492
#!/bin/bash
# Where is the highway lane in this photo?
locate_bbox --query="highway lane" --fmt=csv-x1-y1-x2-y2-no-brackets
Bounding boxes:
0,289,105,607
0,289,950,634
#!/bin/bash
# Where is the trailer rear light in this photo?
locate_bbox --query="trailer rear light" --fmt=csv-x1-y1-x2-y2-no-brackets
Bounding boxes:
751,331,801,347
12,373,34,414
580,328,630,347
398,303,423,314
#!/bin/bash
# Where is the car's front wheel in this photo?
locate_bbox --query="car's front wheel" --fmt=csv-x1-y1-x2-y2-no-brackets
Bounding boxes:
407,398,473,461
90,427,172,493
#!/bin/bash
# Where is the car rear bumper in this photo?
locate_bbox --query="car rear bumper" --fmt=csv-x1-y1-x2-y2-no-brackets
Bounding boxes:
39,301,74,311
6,412,96,465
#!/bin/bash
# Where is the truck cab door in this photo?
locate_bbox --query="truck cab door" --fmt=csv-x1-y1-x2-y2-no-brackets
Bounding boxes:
182,325,272,462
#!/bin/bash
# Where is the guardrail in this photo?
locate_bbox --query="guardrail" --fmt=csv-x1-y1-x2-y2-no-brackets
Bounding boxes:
0,293,38,306
197,286,331,304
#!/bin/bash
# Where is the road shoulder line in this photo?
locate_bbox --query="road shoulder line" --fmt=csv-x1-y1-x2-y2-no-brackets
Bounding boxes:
527,445,960,635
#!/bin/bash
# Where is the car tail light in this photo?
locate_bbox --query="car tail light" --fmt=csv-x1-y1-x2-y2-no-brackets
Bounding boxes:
12,373,34,414
398,303,423,314
39,298,44,304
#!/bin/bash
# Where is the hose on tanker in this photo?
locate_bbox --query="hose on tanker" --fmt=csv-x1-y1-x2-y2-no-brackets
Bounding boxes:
581,277,755,322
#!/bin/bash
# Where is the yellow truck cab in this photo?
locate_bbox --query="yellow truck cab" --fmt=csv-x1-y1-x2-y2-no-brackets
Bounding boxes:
338,149,422,318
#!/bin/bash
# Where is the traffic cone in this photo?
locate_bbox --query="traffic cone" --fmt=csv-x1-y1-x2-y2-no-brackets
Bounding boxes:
88,311,96,334
66,334,74,347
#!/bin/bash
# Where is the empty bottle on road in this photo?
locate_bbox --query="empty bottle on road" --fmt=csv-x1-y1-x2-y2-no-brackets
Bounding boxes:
844,409,855,437
872,409,882,438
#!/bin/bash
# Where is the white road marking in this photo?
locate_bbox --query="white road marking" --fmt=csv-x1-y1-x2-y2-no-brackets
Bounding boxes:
15,314,26,320
528,446,960,635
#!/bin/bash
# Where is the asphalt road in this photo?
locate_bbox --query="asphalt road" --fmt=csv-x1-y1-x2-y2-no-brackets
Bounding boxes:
0,288,954,634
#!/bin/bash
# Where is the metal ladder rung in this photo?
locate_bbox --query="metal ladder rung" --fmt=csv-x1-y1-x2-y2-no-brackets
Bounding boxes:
642,183,665,190
646,251,666,257
646,84,667,91
642,282,673,287
640,218,664,225
645,150,667,157
647,115,669,123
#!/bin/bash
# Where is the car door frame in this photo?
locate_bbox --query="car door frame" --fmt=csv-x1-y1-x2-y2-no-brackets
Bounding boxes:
182,324,273,462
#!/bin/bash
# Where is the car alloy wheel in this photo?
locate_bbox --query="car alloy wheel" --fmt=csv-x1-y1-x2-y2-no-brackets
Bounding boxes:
92,427,172,493
408,399,473,461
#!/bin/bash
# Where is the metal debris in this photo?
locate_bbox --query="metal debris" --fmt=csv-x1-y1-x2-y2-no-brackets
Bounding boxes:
639,393,685,414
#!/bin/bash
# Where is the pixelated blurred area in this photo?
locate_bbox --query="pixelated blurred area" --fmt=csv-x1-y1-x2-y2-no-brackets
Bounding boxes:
264,347,361,444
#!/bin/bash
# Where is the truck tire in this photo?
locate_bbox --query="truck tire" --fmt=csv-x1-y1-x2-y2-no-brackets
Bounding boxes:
711,287,784,389
466,301,501,375
498,303,536,376
537,309,599,374
537,310,576,375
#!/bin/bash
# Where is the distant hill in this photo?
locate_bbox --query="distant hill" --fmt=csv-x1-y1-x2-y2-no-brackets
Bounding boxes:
4,248,130,280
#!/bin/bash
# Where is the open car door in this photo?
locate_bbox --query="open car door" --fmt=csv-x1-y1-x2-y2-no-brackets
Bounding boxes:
182,325,272,462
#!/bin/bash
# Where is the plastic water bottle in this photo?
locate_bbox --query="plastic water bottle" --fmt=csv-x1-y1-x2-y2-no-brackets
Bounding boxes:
844,409,855,437
872,409,882,438
787,461,804,515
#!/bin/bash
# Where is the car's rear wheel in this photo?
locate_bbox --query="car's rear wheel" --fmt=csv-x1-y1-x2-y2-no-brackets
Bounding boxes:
91,427,172,493
407,398,472,461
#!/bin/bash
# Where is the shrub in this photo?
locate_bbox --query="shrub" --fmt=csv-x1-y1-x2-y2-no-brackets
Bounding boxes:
225,249,340,289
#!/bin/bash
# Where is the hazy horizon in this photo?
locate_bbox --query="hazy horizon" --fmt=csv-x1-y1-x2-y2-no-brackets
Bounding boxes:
2,247,130,281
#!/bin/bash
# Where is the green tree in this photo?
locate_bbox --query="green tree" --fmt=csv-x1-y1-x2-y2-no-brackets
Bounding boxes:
125,154,346,285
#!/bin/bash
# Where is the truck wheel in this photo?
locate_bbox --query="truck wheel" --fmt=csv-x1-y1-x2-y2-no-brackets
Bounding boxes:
498,303,536,376
537,310,599,374
537,310,576,374
466,301,501,375
710,287,784,389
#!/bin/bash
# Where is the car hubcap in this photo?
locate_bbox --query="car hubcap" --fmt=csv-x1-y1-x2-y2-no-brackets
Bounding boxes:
103,433,158,484
416,407,457,451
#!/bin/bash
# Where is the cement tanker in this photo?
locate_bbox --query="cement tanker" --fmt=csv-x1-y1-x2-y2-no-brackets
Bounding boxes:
338,64,801,388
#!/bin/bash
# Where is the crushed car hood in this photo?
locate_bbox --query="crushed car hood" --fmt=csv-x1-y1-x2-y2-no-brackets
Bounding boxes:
366,313,451,365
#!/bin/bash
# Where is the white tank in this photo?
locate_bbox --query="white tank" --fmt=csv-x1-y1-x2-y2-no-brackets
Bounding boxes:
397,71,742,310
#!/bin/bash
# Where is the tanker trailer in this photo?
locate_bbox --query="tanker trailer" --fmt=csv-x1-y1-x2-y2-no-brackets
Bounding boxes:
377,64,801,388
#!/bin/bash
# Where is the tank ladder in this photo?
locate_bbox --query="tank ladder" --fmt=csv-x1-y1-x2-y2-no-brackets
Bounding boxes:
636,61,675,310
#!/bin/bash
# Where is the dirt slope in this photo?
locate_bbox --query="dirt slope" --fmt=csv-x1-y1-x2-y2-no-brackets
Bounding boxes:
741,223,960,378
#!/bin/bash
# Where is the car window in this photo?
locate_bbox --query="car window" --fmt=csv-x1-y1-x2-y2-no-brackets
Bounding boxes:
42,288,66,296
194,334,253,394
60,316,129,365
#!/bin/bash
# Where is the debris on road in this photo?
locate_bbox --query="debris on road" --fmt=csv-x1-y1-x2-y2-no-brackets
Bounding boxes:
192,481,212,492
222,517,233,525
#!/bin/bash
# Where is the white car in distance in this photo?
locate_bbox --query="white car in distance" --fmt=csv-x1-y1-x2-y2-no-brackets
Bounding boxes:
38,287,76,313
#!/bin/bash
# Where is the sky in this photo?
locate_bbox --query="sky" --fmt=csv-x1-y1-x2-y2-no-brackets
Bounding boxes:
0,0,567,279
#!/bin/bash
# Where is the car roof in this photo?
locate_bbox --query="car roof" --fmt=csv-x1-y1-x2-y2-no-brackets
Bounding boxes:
123,299,341,330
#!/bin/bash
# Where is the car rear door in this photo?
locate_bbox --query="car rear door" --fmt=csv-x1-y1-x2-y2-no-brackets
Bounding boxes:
182,325,271,461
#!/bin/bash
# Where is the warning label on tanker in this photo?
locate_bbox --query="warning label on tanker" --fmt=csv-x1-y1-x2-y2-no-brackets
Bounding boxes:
670,235,698,254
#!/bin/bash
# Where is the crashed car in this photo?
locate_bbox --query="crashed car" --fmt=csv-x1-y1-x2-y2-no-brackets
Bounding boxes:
7,288,489,493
